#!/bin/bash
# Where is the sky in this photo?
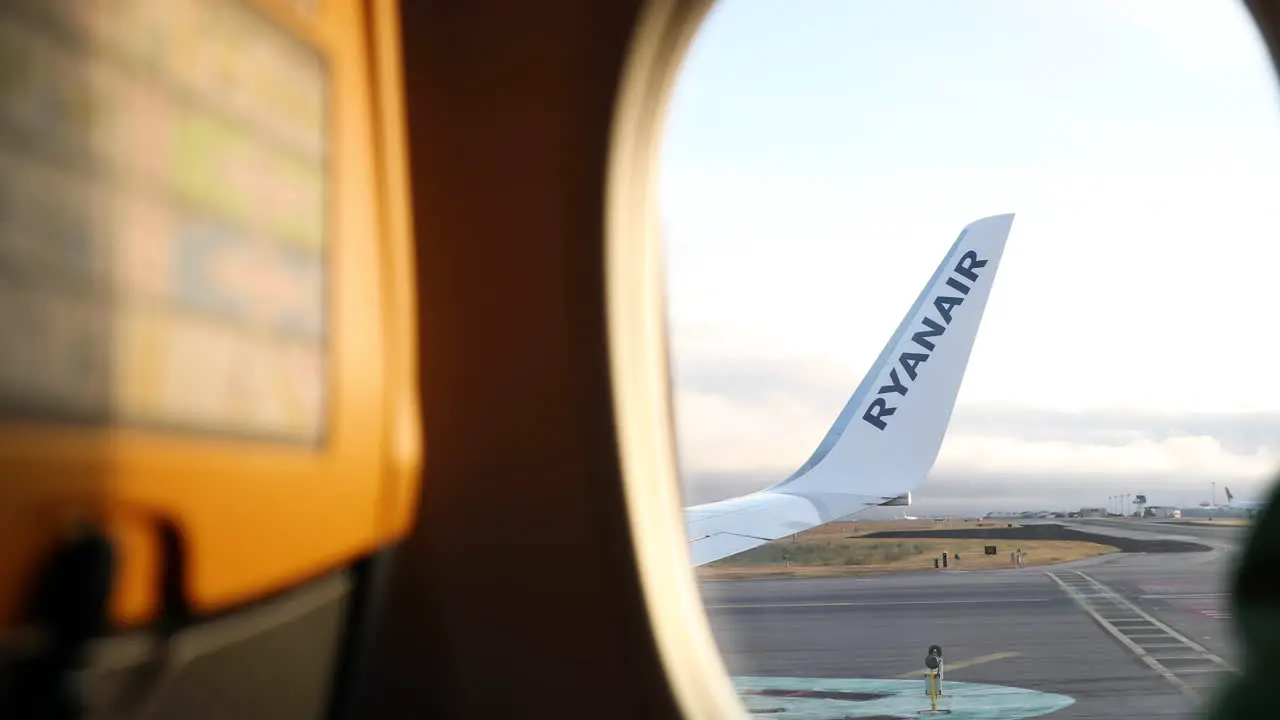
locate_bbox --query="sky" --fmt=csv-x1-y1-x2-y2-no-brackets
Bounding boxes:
659,0,1280,516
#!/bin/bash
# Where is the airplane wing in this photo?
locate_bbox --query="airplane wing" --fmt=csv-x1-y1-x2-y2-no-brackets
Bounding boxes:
684,214,1016,566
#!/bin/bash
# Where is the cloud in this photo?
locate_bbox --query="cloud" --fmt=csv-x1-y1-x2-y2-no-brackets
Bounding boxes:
946,406,1280,458
659,0,1280,515
670,339,854,475
677,468,1268,516
937,432,1280,480
670,342,1280,509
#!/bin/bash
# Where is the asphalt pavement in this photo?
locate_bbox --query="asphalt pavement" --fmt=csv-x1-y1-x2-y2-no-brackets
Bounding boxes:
698,519,1246,719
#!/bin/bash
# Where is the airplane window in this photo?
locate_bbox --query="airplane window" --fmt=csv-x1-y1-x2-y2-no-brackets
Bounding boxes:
660,1,1279,717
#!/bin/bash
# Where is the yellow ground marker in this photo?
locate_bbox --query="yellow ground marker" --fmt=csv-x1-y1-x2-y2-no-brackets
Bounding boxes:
893,651,1023,679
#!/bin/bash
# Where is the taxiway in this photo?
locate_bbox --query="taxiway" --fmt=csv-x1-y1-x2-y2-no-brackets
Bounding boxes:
699,520,1247,719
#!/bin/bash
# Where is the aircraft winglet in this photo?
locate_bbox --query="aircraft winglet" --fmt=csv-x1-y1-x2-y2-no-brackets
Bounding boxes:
684,214,1015,566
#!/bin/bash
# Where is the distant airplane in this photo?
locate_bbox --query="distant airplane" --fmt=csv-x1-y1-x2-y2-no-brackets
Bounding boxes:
1225,486,1266,515
684,214,1016,566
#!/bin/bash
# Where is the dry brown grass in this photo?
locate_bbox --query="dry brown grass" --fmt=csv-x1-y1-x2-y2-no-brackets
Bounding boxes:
1182,518,1253,527
838,518,1022,534
695,519,1117,581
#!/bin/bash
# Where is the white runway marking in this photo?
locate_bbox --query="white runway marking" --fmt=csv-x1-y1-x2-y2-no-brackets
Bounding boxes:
1047,570,1235,700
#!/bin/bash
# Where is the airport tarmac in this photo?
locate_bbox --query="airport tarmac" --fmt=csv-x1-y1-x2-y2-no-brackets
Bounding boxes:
699,520,1247,719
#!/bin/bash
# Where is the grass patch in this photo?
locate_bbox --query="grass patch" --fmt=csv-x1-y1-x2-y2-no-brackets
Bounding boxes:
697,520,1118,581
713,539,928,567
1183,519,1253,527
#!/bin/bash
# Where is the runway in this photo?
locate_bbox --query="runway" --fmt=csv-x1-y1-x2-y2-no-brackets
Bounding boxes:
699,520,1247,719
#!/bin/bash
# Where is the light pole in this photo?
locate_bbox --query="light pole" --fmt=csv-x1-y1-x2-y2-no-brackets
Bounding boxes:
1212,481,1216,507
